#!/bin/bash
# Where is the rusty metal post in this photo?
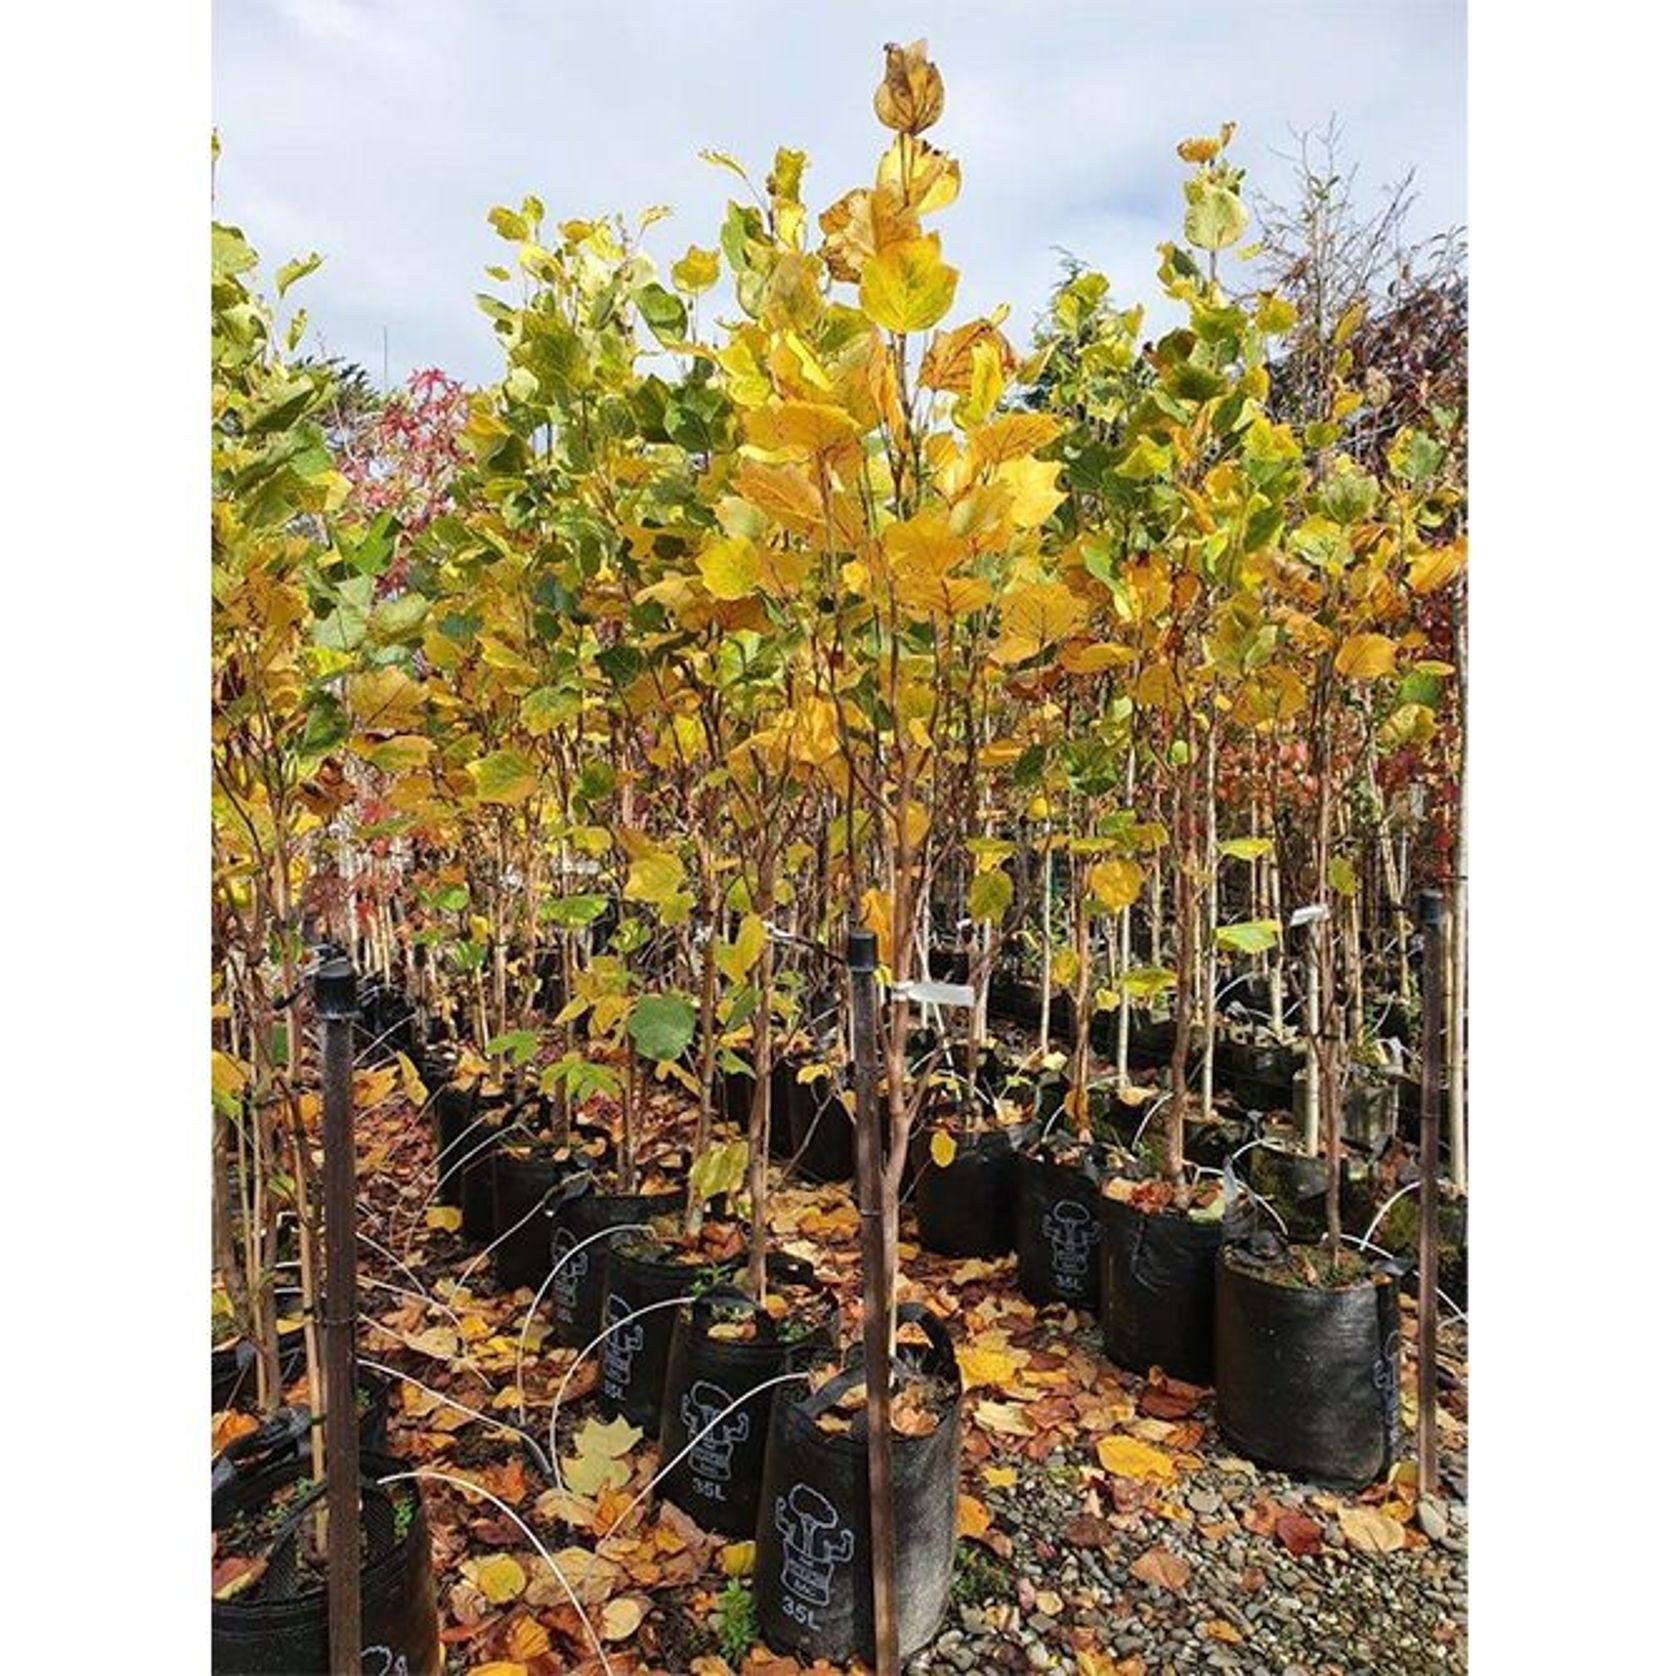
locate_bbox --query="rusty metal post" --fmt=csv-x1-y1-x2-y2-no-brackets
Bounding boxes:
1416,891,1445,1496
316,956,363,1672
847,926,899,1676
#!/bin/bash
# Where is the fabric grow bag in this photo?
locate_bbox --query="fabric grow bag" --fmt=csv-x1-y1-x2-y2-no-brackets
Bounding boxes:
657,1258,836,1537
210,1448,440,1676
1214,1247,1401,1486
754,1302,961,1664
1098,1199,1222,1384
911,1121,1035,1258
547,1176,684,1348
596,1235,739,1432
1014,1143,1124,1308
430,1078,481,1209
489,1147,562,1291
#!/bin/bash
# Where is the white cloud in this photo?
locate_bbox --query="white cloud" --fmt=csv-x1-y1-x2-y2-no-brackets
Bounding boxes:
212,0,1464,385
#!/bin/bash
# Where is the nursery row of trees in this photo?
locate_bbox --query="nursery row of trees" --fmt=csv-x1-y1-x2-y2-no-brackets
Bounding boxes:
211,45,1465,1398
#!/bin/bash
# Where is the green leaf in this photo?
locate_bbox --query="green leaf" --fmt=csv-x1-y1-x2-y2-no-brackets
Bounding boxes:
521,686,576,734
468,749,539,804
539,894,608,930
634,283,688,347
1218,837,1273,862
627,993,697,1063
1214,919,1281,955
1184,181,1248,252
275,252,324,296
485,1029,540,1067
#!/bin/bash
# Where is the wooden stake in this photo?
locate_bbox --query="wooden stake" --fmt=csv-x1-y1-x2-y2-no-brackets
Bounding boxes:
315,957,363,1673
1417,891,1445,1496
848,927,899,1676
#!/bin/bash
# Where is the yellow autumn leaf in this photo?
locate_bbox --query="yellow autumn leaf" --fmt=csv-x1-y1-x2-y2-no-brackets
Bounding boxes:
1088,857,1144,913
1408,539,1466,595
994,455,1066,529
956,1344,1028,1390
983,1465,1018,1489
995,580,1089,662
601,1595,649,1641
929,1130,958,1168
425,1205,463,1233
1334,633,1397,681
719,1540,756,1578
473,1553,527,1605
716,912,765,986
696,536,762,601
741,400,860,458
956,1493,991,1538
973,1399,1034,1436
1096,1434,1178,1484
860,234,959,334
466,1664,527,1676
211,1050,247,1100
671,244,720,295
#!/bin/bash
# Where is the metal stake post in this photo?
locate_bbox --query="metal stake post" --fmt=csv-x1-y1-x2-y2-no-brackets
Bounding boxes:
847,927,899,1676
1416,891,1445,1495
316,956,363,1672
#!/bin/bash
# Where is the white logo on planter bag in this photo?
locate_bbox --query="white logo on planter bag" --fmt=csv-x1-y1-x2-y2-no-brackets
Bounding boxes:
1042,1199,1097,1291
681,1378,748,1497
551,1228,583,1321
776,1482,854,1608
600,1293,642,1398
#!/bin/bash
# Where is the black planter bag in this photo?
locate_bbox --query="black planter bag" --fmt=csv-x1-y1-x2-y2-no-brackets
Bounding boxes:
1014,1144,1124,1308
213,1286,309,1410
1214,1248,1401,1486
430,1078,481,1209
1098,1199,1222,1384
754,1303,961,1664
911,1121,1036,1258
657,1257,836,1536
547,1176,684,1348
210,1447,440,1676
767,1059,800,1160
456,1088,538,1242
490,1147,562,1291
597,1236,739,1432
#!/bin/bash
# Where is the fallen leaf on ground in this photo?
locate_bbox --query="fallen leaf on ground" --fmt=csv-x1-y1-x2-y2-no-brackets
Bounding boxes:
974,1399,1034,1437
600,1595,648,1640
1275,1510,1324,1557
1096,1435,1177,1484
957,1494,991,1538
1340,1504,1406,1554
1130,1546,1191,1591
469,1553,527,1605
720,1540,756,1578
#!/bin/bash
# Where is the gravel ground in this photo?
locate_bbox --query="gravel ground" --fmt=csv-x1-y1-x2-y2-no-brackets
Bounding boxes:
908,1364,1467,1676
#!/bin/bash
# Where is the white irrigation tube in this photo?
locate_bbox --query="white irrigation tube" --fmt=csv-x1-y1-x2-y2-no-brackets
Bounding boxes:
548,1294,696,1474
598,1369,807,1542
399,1118,537,1258
456,1189,556,1287
513,1223,654,1429
356,1312,494,1392
354,1231,467,1338
374,1469,607,1673
1338,1234,1467,1324
357,1359,553,1482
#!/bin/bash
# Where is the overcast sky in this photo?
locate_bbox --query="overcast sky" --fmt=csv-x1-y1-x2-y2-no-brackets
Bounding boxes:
212,0,1465,388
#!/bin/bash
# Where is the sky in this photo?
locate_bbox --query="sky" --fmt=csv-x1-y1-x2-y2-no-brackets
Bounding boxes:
212,0,1465,388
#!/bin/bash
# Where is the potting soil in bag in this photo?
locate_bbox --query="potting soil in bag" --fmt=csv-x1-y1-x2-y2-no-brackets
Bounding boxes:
1014,1143,1124,1308
1098,1197,1222,1384
754,1302,962,1664
210,1448,440,1676
1214,1245,1402,1486
658,1258,836,1537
